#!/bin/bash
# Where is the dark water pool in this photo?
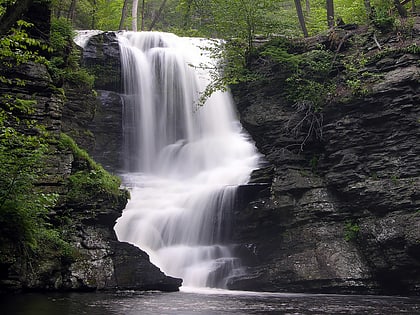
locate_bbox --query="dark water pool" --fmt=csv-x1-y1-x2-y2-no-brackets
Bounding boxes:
1,288,419,315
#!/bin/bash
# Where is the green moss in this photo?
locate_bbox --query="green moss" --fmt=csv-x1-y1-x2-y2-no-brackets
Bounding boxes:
59,133,122,203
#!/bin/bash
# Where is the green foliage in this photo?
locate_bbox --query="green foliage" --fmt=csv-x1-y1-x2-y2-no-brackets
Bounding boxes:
196,38,260,106
59,133,122,203
309,155,319,173
283,48,335,111
50,16,75,57
259,46,300,71
254,40,336,112
371,0,396,32
0,95,66,258
286,76,335,111
94,0,124,30
49,17,95,89
0,20,50,85
404,43,420,54
344,221,360,241
36,227,76,262
343,52,383,96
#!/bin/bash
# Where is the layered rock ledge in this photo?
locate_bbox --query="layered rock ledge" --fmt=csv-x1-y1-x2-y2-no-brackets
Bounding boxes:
228,22,420,295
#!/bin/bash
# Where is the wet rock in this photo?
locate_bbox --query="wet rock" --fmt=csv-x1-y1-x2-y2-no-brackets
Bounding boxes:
0,30,181,293
230,25,420,295
81,32,122,92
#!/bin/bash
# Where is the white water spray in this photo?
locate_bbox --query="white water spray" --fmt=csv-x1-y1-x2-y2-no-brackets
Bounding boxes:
114,31,260,288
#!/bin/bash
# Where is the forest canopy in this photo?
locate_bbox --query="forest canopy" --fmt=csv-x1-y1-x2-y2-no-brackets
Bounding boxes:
45,0,419,37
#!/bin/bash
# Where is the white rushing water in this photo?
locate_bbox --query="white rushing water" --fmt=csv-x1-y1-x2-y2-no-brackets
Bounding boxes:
114,31,260,288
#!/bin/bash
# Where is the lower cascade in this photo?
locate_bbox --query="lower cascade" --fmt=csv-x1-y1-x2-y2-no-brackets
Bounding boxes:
114,31,260,288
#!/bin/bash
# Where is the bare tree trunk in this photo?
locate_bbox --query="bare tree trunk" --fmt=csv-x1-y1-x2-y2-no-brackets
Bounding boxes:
305,0,310,15
393,0,408,17
294,0,308,37
326,0,334,28
132,0,139,31
119,0,130,30
148,0,168,31
141,0,145,31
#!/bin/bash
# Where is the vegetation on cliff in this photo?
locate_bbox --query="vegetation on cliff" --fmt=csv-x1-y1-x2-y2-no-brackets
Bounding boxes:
59,133,125,205
0,1,123,290
229,11,419,295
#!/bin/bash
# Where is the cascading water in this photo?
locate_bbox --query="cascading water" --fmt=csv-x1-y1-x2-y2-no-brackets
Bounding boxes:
114,31,260,289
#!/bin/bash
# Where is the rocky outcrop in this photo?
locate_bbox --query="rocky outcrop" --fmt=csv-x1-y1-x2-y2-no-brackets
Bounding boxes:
0,31,181,293
63,31,123,172
229,24,420,295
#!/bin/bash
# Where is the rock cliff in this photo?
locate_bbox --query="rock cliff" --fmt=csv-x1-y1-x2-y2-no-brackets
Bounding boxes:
0,24,181,293
229,21,420,295
71,25,419,295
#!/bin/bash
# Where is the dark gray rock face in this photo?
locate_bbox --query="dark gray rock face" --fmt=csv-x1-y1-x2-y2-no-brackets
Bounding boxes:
229,28,420,295
81,32,122,92
59,196,181,292
62,32,124,172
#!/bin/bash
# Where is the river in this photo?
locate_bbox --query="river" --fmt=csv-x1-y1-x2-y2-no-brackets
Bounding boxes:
1,289,419,314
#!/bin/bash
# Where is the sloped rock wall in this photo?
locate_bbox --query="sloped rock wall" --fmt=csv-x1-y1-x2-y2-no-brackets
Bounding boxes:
229,25,420,295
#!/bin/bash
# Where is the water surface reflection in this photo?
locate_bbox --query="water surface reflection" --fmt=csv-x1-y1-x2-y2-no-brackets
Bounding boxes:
1,288,419,315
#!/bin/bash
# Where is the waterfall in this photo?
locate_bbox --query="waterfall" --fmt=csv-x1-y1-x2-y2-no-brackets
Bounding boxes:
114,31,260,288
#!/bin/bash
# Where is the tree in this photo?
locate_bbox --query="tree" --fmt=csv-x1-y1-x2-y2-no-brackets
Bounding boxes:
294,0,308,37
393,0,408,17
141,0,145,30
67,0,77,23
119,0,130,30
149,0,168,31
0,0,34,35
132,0,138,31
326,0,334,28
364,0,372,16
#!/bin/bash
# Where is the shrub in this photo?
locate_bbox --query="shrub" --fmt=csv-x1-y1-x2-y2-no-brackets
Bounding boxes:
344,221,360,241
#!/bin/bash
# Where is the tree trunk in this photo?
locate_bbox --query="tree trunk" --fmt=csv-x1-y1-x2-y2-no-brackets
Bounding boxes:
119,0,130,30
132,0,139,31
305,0,310,15
393,0,408,17
364,0,372,16
67,0,77,23
0,0,34,35
326,0,334,28
294,0,308,37
91,0,97,29
148,0,168,31
141,0,145,31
